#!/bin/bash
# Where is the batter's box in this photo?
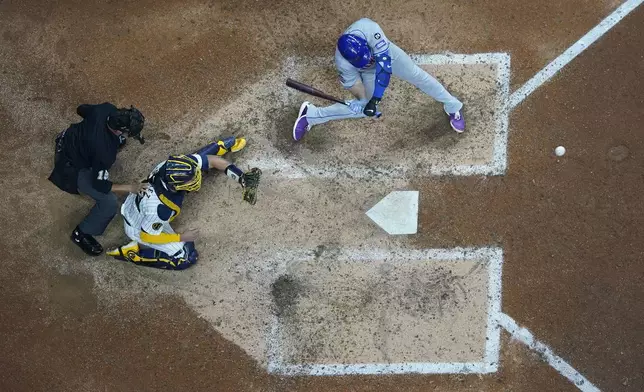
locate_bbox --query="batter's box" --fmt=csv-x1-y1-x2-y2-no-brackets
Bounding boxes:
267,247,503,375
242,53,510,179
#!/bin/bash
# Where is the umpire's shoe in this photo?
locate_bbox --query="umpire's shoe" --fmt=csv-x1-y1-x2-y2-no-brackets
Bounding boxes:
71,226,103,256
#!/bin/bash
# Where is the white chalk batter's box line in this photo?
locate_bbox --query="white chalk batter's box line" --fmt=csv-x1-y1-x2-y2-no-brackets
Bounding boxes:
255,53,511,179
265,246,503,376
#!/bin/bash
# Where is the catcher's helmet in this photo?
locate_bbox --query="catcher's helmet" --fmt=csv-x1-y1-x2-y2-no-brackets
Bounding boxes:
337,34,372,68
162,155,202,192
107,106,146,144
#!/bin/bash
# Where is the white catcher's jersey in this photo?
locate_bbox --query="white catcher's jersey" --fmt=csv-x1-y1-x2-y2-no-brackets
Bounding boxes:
121,184,173,242
120,154,203,245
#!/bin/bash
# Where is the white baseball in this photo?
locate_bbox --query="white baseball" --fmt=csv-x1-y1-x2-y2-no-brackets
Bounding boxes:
555,146,566,157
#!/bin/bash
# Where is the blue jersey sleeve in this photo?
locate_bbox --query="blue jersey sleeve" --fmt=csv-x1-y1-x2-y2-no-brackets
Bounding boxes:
372,50,392,100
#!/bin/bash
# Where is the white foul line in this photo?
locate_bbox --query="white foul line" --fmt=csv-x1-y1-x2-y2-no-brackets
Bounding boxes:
498,314,600,392
509,0,644,109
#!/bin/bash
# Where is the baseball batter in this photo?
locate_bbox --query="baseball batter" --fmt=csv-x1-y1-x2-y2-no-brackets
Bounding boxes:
293,18,465,141
107,137,260,270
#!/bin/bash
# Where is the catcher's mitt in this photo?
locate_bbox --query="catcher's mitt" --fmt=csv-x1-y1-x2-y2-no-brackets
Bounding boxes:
241,168,262,205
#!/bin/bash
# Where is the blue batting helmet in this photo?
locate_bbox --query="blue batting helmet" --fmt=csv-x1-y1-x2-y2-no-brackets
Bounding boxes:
337,34,372,68
163,155,202,192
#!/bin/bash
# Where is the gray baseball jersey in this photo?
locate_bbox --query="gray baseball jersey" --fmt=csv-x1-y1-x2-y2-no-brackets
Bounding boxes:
306,19,463,126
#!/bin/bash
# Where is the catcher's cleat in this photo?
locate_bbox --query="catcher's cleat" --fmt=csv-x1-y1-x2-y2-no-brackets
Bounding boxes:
217,136,247,156
107,241,141,262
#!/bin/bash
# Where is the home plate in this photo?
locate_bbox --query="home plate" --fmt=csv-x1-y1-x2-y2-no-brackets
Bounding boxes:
267,247,503,375
366,191,419,235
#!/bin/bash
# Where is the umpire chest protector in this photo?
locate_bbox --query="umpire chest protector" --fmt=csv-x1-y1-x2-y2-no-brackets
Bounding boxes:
48,103,122,195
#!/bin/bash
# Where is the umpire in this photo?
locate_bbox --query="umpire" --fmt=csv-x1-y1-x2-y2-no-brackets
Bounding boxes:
49,103,146,256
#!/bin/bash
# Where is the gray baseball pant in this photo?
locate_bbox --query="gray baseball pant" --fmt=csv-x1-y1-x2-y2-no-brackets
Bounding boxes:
306,43,463,125
77,168,118,236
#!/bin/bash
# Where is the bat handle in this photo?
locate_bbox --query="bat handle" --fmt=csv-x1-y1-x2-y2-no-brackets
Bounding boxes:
343,101,382,118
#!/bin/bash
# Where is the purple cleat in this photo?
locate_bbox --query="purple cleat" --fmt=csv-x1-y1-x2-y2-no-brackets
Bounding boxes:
293,101,311,141
446,109,465,133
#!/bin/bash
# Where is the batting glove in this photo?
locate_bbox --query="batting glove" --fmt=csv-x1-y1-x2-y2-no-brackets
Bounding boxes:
346,99,368,114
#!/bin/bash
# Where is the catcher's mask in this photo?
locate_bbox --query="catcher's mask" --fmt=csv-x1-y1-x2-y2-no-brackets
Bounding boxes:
107,106,146,144
163,155,202,192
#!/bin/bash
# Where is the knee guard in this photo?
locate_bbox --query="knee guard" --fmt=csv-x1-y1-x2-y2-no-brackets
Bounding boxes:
144,245,197,270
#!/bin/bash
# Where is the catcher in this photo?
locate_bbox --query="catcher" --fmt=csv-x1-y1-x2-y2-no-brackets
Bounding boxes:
107,136,261,270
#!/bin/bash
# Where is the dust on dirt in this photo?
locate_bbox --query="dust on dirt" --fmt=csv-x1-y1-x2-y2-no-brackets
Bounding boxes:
271,274,306,318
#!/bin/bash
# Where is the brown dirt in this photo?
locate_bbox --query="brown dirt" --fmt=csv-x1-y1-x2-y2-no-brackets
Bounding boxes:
414,5,644,391
1,0,642,391
0,262,577,392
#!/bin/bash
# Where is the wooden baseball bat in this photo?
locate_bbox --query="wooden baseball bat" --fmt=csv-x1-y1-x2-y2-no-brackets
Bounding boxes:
285,78,382,117
286,78,348,105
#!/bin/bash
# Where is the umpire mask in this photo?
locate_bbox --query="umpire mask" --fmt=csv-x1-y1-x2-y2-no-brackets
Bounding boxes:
107,106,146,144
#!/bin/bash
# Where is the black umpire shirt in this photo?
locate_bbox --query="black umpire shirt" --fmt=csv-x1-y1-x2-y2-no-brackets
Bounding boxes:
61,103,121,194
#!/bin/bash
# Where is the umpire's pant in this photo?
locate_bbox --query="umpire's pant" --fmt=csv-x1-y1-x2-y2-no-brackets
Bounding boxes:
77,168,118,236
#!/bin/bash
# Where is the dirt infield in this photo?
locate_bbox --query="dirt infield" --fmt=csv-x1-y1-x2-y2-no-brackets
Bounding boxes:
1,0,643,391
